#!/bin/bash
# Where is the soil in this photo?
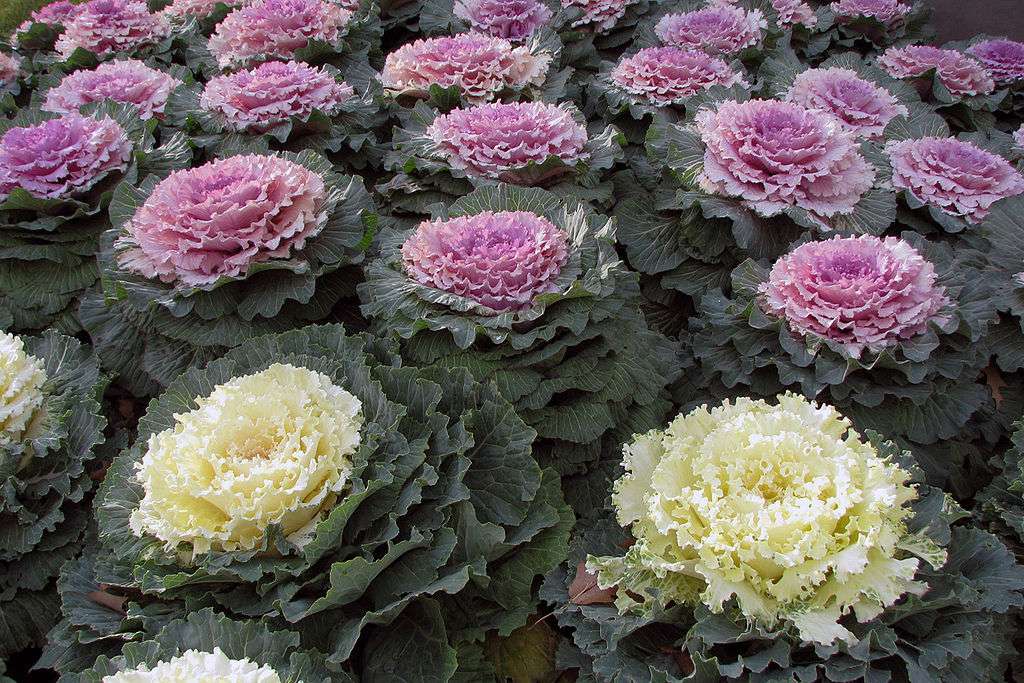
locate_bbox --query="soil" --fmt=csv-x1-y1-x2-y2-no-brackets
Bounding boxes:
930,0,1024,42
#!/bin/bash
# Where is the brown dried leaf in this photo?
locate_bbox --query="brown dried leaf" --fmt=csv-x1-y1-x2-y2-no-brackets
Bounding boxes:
568,560,616,606
87,589,127,615
986,365,1007,407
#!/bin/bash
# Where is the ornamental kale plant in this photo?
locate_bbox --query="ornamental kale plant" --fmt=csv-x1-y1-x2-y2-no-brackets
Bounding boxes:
689,233,1001,490
45,324,572,680
55,0,170,63
359,184,677,513
207,0,355,70
40,59,182,121
452,0,554,41
783,66,908,138
655,5,767,56
384,100,622,214
200,61,354,132
163,59,381,163
888,134,1024,226
381,32,554,105
544,395,1024,682
81,151,377,394
695,98,876,218
0,103,182,333
600,47,747,112
973,36,1024,76
589,395,942,645
0,330,107,657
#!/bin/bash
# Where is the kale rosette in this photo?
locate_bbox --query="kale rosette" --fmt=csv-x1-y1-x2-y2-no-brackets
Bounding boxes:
162,59,383,168
44,324,572,680
543,394,1024,682
689,232,1000,493
359,184,678,513
0,330,107,656
81,150,377,395
0,102,185,333
382,100,623,216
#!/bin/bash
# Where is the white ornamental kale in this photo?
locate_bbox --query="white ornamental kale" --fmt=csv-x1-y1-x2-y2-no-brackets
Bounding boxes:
588,394,943,646
130,363,364,559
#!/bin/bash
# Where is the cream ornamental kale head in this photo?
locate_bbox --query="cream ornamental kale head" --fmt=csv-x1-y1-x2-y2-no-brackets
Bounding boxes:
588,394,934,645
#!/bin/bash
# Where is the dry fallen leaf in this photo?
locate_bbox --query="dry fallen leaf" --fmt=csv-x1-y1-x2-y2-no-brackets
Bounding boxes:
87,589,127,614
985,365,1007,407
568,560,616,606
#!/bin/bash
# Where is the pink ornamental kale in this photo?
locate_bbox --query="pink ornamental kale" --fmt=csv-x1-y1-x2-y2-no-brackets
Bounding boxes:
711,0,815,29
382,33,550,104
769,0,817,28
43,59,180,120
55,0,169,60
610,47,746,107
696,99,875,217
785,67,908,139
208,0,352,70
561,0,632,32
878,45,994,97
30,0,82,25
13,1,82,35
1014,125,1024,149
401,211,569,312
829,0,911,26
655,6,766,56
0,54,20,89
0,113,131,201
426,101,589,184
453,0,552,41
968,39,1024,85
161,0,243,21
116,154,328,288
760,235,948,356
200,60,354,133
886,137,1024,223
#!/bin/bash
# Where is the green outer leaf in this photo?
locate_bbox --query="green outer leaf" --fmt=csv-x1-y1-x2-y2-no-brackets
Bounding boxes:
360,599,458,683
